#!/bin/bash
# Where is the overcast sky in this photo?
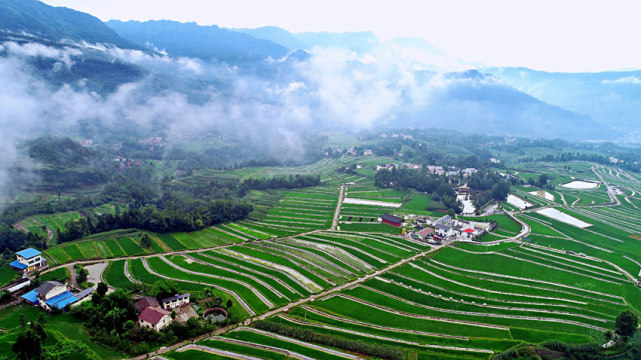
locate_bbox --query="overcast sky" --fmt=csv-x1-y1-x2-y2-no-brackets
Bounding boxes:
42,0,641,72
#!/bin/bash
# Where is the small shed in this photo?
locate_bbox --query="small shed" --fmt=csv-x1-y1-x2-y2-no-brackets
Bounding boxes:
380,214,402,227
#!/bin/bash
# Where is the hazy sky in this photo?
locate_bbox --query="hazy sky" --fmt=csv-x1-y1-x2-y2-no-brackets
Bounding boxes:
42,0,641,72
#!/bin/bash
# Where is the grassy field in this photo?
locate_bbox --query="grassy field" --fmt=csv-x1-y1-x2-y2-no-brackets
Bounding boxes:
8,160,641,360
0,304,125,359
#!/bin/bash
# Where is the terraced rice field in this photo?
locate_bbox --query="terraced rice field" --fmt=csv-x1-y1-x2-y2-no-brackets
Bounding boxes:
18,211,81,242
244,239,632,359
107,230,430,317
31,162,641,360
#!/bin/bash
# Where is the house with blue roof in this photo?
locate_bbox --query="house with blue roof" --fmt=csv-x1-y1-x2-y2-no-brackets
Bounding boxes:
21,280,78,311
9,248,47,273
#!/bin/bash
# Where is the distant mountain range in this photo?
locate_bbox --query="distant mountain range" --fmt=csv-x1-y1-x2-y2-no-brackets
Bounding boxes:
485,67,641,132
0,0,139,49
0,0,632,141
107,20,289,62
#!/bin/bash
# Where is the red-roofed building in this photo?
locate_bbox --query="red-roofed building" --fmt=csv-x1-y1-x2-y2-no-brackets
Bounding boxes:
135,296,160,314
380,214,402,227
138,306,171,331
462,228,478,239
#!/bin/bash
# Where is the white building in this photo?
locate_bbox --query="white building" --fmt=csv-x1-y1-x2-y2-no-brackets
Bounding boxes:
138,306,172,331
10,248,47,273
161,293,190,310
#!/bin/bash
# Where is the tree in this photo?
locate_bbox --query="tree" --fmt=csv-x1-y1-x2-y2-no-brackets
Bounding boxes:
615,310,638,338
171,311,177,320
536,173,549,187
97,282,108,297
226,299,233,308
491,181,510,202
13,321,46,360
76,266,88,284
140,233,151,248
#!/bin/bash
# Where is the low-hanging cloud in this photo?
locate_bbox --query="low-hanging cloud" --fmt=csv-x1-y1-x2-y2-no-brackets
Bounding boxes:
1,36,527,205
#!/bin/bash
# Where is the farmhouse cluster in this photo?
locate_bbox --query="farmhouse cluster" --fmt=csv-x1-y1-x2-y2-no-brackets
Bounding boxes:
378,213,494,244
375,163,479,177
22,280,94,311
136,293,194,331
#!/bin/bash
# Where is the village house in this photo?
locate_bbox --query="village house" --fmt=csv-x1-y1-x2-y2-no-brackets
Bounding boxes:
404,163,422,170
22,281,78,311
427,166,445,175
414,215,432,226
462,168,478,177
435,224,455,237
462,228,477,239
10,248,47,273
135,296,161,314
346,146,358,156
376,164,397,172
161,293,190,310
138,306,172,331
415,228,434,239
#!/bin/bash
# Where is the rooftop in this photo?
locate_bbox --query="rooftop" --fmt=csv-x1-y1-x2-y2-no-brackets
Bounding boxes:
21,289,39,304
9,260,27,270
135,296,160,313
44,291,77,310
16,248,41,259
138,306,171,325
416,228,435,237
381,214,402,223
162,293,190,304
35,281,64,298
75,287,96,300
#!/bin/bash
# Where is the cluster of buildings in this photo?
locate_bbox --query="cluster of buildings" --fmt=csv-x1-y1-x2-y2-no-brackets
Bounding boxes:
114,156,142,172
135,293,191,331
427,166,478,177
335,146,374,157
609,156,624,164
8,248,90,311
432,215,493,240
378,214,493,243
375,164,480,178
22,281,94,311
79,139,93,147
378,133,413,140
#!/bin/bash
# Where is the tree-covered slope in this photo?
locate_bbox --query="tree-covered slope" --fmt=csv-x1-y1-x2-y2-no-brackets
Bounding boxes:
0,0,140,49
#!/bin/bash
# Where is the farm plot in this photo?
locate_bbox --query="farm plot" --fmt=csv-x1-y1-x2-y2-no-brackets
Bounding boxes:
19,211,81,243
254,238,627,359
127,229,428,321
255,187,338,232
128,257,251,320
103,260,133,289
43,234,152,263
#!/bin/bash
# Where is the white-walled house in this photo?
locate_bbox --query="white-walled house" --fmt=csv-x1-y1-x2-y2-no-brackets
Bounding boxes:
10,248,47,273
162,293,190,310
138,306,172,331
